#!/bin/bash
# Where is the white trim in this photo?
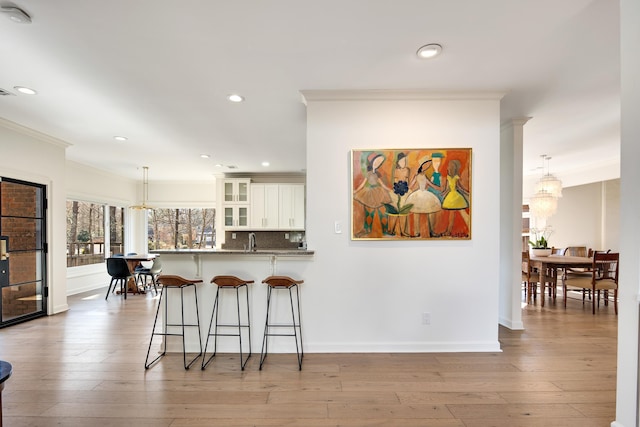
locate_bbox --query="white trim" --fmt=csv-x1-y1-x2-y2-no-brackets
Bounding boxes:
300,89,506,104
66,191,130,207
303,341,502,353
0,117,71,148
499,317,525,330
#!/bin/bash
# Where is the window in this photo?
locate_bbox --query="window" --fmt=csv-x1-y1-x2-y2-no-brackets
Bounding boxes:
147,208,215,250
66,201,125,267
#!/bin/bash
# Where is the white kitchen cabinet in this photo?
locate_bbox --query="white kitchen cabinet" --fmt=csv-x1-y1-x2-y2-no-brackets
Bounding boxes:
221,179,251,229
278,184,305,230
223,179,250,203
224,205,249,228
251,184,279,229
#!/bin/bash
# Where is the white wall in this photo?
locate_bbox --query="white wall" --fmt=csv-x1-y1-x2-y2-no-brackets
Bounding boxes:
0,119,69,314
603,179,620,252
538,179,620,253
302,91,502,352
147,180,216,207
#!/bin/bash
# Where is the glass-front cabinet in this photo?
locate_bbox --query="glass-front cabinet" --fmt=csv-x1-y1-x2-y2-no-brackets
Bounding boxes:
224,206,249,228
221,179,251,229
224,179,250,203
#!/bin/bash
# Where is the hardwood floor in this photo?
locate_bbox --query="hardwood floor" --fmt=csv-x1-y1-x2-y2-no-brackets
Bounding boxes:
0,288,617,426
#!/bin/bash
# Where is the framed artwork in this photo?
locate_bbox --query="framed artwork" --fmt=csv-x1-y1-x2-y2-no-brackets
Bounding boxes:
351,148,472,240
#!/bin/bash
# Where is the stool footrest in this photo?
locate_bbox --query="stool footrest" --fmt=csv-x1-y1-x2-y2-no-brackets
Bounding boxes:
144,280,203,371
259,278,303,371
201,278,252,371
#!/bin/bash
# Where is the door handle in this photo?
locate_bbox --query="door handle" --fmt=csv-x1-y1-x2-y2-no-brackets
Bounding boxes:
1,239,8,260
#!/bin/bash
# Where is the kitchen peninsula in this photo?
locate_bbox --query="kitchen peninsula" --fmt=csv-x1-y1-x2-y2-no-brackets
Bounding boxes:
148,248,314,354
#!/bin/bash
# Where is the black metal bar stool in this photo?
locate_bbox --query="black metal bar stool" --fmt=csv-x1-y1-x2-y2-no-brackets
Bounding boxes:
202,276,254,370
259,275,304,370
145,275,203,370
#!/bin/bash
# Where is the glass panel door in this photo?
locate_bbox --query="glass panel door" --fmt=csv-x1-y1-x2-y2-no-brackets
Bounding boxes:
0,177,47,327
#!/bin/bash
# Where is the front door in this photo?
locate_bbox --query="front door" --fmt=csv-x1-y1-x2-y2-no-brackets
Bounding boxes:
0,177,47,327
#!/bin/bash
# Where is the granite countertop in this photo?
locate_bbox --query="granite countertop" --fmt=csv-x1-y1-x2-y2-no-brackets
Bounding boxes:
151,249,314,256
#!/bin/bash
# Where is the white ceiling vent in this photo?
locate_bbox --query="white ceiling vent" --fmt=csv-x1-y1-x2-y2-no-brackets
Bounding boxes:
0,88,16,96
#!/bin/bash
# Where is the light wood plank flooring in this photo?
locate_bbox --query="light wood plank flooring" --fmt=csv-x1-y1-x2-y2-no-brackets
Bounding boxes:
0,288,617,426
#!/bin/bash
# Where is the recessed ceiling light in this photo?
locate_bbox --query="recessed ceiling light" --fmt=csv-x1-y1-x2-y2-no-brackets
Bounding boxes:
227,165,238,169
14,86,37,95
200,154,211,159
114,136,128,142
261,161,270,167
227,94,244,103
215,163,223,168
416,44,442,59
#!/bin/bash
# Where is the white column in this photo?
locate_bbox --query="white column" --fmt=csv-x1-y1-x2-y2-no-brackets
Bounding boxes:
614,1,640,425
499,117,530,330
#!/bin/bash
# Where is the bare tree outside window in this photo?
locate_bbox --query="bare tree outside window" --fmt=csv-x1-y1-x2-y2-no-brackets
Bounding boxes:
66,201,124,267
147,208,215,250
66,200,105,266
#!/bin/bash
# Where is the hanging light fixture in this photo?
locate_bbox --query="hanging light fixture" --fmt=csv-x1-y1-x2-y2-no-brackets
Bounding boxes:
535,155,563,198
529,189,558,220
130,166,153,210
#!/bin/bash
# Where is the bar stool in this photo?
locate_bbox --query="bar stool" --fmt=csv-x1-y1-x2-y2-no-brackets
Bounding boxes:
202,276,254,370
145,275,203,370
259,276,304,370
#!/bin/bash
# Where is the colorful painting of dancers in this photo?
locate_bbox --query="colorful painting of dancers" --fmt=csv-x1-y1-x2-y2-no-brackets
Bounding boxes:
352,148,472,240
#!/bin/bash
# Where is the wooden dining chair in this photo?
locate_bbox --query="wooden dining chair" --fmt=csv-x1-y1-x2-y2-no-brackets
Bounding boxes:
563,251,619,314
523,251,557,304
522,251,533,299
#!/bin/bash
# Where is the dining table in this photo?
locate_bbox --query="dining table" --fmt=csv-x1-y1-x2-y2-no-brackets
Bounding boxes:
122,254,157,294
529,254,593,307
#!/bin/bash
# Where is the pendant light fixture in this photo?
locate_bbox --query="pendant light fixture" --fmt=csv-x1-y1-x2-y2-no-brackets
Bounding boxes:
529,189,558,220
535,155,563,198
529,154,561,220
130,166,153,210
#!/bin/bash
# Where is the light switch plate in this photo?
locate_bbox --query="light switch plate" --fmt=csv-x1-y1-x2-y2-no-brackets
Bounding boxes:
334,221,342,234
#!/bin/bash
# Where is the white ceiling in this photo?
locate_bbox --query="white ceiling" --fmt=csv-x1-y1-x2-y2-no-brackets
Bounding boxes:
0,0,619,184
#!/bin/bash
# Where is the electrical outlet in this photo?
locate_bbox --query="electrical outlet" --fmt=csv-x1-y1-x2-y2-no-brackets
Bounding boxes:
285,233,289,239
232,233,236,239
422,312,431,325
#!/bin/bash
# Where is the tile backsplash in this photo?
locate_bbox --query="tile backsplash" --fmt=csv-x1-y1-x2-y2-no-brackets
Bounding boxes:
222,231,305,250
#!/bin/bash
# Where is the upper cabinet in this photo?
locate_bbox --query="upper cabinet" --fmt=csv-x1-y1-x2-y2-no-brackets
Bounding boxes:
251,184,280,229
279,184,305,230
224,205,249,228
220,179,304,231
223,178,250,204
221,178,251,229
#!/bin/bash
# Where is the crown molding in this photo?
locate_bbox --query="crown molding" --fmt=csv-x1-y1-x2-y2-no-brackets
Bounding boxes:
0,117,71,149
300,89,506,105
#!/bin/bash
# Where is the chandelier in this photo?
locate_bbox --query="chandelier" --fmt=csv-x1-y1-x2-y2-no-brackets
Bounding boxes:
534,155,562,198
529,155,562,220
130,166,153,210
529,189,558,220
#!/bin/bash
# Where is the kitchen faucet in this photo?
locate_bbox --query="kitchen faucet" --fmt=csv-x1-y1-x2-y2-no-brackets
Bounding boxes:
248,233,256,252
